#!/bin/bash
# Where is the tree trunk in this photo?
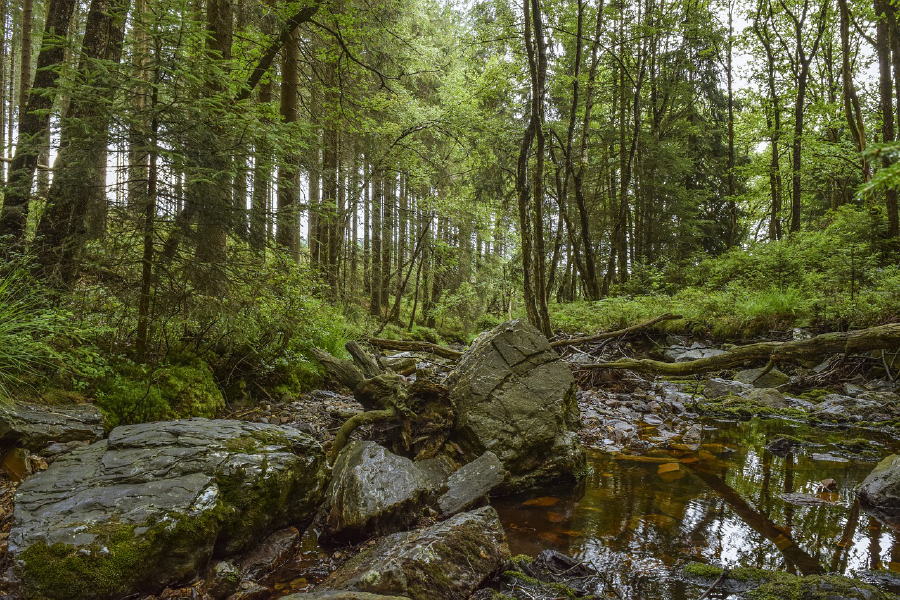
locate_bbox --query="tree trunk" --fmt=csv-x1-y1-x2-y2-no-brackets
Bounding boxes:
0,0,77,243
250,79,273,254
878,0,899,236
35,0,130,280
276,26,300,259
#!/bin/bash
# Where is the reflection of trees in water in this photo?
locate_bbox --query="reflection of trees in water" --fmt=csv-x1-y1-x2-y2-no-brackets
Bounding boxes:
687,463,824,575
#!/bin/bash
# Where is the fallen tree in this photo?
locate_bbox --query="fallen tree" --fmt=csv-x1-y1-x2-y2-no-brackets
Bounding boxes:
550,313,683,347
578,322,900,375
366,337,463,360
311,341,453,464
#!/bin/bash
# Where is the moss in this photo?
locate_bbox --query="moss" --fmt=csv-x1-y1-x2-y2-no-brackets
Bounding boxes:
18,508,223,600
697,396,807,420
683,562,724,578
799,388,834,402
503,570,599,599
155,359,225,419
748,573,890,600
222,435,260,453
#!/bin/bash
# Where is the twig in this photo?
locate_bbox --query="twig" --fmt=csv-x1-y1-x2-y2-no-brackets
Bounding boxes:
696,568,729,600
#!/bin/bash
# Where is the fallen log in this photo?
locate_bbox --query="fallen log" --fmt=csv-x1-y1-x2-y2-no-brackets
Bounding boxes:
578,322,900,375
550,313,683,347
367,337,463,360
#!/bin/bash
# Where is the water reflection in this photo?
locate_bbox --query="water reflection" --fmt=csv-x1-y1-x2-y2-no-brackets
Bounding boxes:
493,418,900,599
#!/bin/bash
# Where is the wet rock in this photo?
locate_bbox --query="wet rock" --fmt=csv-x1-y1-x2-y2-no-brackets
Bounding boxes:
747,388,788,409
228,582,271,600
735,368,790,388
448,320,586,490
285,592,410,599
0,448,31,482
643,414,664,426
683,424,702,443
415,455,456,492
205,561,241,600
438,451,507,516
859,455,900,515
664,345,728,363
781,492,838,507
766,437,804,457
8,419,328,600
236,527,300,581
321,506,508,600
703,378,751,399
814,394,891,422
0,402,104,452
845,383,867,397
811,452,850,463
320,441,436,543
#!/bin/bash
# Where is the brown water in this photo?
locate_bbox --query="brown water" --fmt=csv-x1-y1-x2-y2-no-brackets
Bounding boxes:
492,418,900,598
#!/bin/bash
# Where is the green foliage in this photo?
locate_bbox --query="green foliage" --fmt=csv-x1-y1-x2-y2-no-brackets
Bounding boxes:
552,207,900,338
96,355,224,427
0,266,73,400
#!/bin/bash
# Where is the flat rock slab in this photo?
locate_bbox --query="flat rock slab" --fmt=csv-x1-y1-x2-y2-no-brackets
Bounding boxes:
438,451,506,516
321,441,436,543
0,402,104,451
447,319,586,490
9,418,328,600
321,506,509,600
735,368,790,389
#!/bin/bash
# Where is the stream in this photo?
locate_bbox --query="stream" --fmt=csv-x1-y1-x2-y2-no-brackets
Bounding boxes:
267,417,900,598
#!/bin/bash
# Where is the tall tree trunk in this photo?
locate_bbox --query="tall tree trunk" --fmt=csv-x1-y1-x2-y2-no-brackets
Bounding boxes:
370,169,382,316
381,171,393,314
879,0,899,236
0,0,77,243
276,27,300,259
35,0,130,280
308,83,321,267
839,0,870,183
250,79,273,254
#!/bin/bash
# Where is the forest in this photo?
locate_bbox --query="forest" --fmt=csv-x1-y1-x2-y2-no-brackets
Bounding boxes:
0,0,897,406
3,0,900,596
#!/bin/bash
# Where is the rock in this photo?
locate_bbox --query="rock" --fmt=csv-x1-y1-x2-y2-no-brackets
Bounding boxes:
320,441,436,543
703,378,751,399
665,347,728,362
0,402,104,452
9,419,328,600
814,394,889,422
766,437,803,457
811,453,850,463
683,424,702,443
734,368,790,388
448,320,586,490
228,582,271,600
205,561,241,600
845,383,867,397
284,592,410,599
236,527,300,581
415,455,457,492
859,455,900,514
438,451,507,516
642,414,663,426
0,448,32,481
321,506,508,600
747,388,788,409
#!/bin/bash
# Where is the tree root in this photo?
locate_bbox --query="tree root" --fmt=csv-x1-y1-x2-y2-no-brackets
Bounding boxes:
329,408,398,465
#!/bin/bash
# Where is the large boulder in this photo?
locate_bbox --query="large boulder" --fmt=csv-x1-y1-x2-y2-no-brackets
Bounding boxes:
437,450,506,517
0,402,104,452
320,441,437,543
859,454,900,514
447,320,586,489
8,419,328,600
320,506,509,600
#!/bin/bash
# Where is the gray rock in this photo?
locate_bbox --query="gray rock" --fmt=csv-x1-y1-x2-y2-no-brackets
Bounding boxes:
9,419,328,600
236,526,300,581
448,320,586,490
859,455,900,514
844,383,867,397
683,424,702,443
206,561,242,600
321,506,509,600
735,368,790,388
643,414,664,426
320,441,436,543
0,402,104,452
228,582,271,600
703,378,751,399
811,453,850,463
438,451,507,516
415,455,457,492
665,347,728,362
748,388,788,409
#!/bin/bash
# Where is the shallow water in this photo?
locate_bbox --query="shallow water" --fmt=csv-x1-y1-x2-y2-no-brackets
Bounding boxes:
492,418,900,598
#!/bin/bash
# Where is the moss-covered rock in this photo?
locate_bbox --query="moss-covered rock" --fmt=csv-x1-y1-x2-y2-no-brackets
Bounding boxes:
321,506,509,600
9,419,328,599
